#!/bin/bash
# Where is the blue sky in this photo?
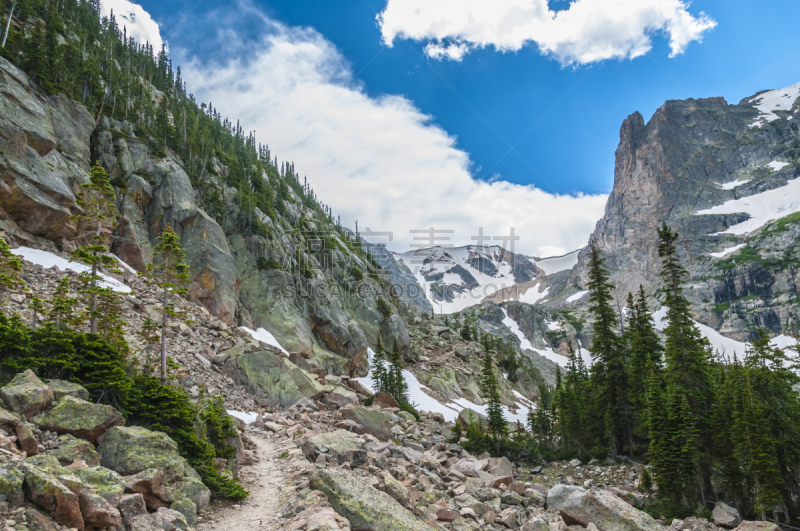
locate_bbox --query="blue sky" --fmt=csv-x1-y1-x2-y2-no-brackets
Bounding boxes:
101,0,800,255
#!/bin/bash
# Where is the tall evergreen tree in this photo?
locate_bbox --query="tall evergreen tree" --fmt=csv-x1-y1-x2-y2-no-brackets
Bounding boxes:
626,285,663,437
0,236,25,303
70,162,119,334
586,243,631,456
147,224,190,383
387,338,408,405
371,335,388,395
654,223,714,506
481,348,507,441
48,276,79,331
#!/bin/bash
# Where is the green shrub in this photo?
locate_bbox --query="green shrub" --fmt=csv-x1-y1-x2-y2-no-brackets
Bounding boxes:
0,315,248,500
351,267,364,281
376,297,393,320
256,257,282,271
399,401,420,422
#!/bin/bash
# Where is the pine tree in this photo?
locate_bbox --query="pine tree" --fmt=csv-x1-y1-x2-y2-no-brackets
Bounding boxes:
626,285,663,437
29,296,44,330
0,236,25,303
586,243,631,456
655,223,714,503
387,338,408,404
48,276,79,331
70,162,119,334
371,335,388,395
147,224,190,384
137,317,161,374
481,348,507,441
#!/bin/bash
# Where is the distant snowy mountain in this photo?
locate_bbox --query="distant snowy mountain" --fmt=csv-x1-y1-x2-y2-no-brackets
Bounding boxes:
392,245,544,314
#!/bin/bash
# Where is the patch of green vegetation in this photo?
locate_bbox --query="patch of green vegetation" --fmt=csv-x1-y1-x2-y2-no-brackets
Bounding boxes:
560,311,585,333
256,257,282,271
761,211,800,237
351,267,364,281
715,245,794,273
713,302,730,314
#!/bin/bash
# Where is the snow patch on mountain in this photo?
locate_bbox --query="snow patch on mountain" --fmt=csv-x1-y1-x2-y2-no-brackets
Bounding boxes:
697,176,800,235
394,245,540,314
768,160,790,172
355,348,532,423
11,246,132,293
240,327,290,357
532,249,581,275
566,290,590,303
653,307,747,356
747,82,800,128
710,243,746,258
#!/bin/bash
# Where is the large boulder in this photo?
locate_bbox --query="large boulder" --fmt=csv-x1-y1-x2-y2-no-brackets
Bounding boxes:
713,502,742,529
488,456,513,478
98,426,185,481
0,463,25,506
559,488,662,531
735,523,780,531
325,387,359,408
21,462,84,530
457,408,488,431
38,396,125,444
74,466,125,506
48,434,102,466
124,468,171,509
0,406,21,428
546,484,585,511
339,406,392,441
171,476,211,511
312,469,431,531
48,380,90,401
0,370,54,418
302,430,367,466
234,349,326,407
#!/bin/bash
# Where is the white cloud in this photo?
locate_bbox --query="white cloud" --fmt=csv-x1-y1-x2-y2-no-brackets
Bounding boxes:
173,5,607,256
379,0,716,65
99,0,165,52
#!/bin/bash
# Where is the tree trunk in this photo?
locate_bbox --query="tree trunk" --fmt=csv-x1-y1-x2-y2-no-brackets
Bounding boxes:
90,262,98,334
1,3,16,49
160,285,168,384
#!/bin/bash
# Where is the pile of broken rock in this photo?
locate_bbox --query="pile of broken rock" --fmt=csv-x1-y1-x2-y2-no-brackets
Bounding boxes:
0,370,216,530
258,396,785,531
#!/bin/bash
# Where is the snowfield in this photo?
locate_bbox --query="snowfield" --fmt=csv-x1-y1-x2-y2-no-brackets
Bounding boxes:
354,349,533,424
710,243,746,258
566,290,590,303
517,282,549,305
747,82,800,128
394,245,534,314
11,246,132,293
697,176,800,235
240,327,290,357
533,249,581,275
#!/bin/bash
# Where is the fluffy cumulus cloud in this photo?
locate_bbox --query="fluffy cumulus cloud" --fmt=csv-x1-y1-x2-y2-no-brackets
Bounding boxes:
99,0,165,51
172,4,606,256
379,0,716,65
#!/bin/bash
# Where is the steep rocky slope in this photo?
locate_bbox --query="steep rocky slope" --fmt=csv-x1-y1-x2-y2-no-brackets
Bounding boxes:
563,85,800,342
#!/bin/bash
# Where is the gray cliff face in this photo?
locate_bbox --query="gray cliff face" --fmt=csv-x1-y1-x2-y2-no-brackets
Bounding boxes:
564,92,800,340
0,56,405,379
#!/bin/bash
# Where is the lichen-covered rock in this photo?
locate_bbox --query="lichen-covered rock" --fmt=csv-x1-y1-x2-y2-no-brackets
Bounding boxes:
735,522,780,531
118,493,149,529
546,484,585,511
124,468,171,509
48,434,102,466
47,380,89,401
312,469,431,531
302,430,367,466
560,488,662,531
170,497,197,525
170,475,210,511
153,507,189,530
98,426,185,481
456,408,488,431
0,463,25,506
0,406,21,428
16,421,39,455
325,386,358,408
78,489,122,529
0,370,54,418
74,466,125,506
234,349,326,407
21,461,84,530
339,406,392,441
38,396,124,444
